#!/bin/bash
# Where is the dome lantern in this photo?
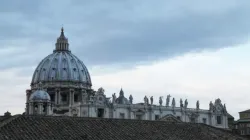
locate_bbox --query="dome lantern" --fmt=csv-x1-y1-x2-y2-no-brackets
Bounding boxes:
54,27,70,52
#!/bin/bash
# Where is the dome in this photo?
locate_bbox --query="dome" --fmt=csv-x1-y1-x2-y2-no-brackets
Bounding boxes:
31,28,92,88
29,90,51,101
115,89,130,104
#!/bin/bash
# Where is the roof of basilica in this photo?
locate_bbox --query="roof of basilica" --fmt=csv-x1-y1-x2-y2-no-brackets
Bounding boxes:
31,28,92,88
0,115,246,140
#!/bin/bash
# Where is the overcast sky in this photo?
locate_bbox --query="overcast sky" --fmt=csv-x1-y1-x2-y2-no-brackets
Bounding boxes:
0,0,250,119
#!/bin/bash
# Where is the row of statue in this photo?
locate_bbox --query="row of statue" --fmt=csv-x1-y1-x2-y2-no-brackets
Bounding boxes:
143,95,194,108
100,88,226,113
111,93,202,109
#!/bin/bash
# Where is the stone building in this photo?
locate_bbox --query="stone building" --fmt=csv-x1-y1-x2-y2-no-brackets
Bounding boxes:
25,28,229,129
234,109,250,136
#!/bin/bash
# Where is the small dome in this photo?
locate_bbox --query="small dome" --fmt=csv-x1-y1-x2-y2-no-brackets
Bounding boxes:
29,90,51,101
115,88,130,104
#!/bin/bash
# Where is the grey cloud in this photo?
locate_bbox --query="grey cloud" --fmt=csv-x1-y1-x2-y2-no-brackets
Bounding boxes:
0,0,250,70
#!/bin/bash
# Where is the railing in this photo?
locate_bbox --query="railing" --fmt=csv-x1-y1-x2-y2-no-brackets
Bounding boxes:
111,104,209,112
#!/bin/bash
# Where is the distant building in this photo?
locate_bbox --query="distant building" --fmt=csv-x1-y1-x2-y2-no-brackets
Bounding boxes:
25,28,229,129
234,109,250,136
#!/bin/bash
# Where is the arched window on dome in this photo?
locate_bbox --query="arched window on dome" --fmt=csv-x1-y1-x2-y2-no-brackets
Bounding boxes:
71,59,79,80
34,70,39,81
40,69,46,81
40,59,50,81
73,68,78,80
62,59,67,80
50,59,58,80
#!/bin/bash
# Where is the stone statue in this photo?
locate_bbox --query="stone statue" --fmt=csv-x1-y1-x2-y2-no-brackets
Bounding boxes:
172,98,175,107
144,96,148,105
184,99,188,108
180,98,183,107
150,96,153,105
97,87,105,94
129,95,133,104
81,90,88,104
209,101,213,111
196,100,199,109
166,94,171,106
112,93,116,103
159,96,163,106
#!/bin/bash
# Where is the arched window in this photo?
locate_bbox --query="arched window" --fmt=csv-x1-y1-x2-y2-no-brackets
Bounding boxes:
50,59,58,80
62,59,67,80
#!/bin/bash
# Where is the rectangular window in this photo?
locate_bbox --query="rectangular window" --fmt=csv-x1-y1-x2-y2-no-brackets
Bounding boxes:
136,115,142,120
51,94,55,102
203,118,207,124
191,118,195,123
177,116,181,120
247,123,250,127
61,94,67,102
155,115,159,120
217,116,222,124
120,113,125,119
74,94,78,102
241,130,245,135
97,108,104,118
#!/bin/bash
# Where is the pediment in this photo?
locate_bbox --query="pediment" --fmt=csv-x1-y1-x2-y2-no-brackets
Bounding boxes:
159,114,182,122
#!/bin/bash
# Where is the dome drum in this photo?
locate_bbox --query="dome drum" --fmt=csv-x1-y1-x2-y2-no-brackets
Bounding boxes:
32,81,92,90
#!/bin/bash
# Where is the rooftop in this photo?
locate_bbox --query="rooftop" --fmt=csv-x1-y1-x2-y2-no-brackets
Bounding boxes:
0,115,246,140
239,109,250,113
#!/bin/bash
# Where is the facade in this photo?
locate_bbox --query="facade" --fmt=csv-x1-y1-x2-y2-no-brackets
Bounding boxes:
25,28,229,129
234,109,250,136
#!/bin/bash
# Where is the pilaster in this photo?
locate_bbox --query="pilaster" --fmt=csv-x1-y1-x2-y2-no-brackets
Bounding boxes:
55,91,58,105
29,103,33,115
69,89,75,105
38,102,43,114
55,88,61,105
46,103,51,115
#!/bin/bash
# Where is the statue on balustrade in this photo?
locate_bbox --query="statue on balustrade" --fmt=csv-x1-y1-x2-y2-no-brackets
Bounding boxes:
166,94,171,107
144,96,149,105
81,89,88,104
184,99,188,108
159,96,163,106
112,93,116,104
209,101,213,111
180,98,183,107
150,96,153,105
129,95,133,104
196,100,199,109
172,98,175,107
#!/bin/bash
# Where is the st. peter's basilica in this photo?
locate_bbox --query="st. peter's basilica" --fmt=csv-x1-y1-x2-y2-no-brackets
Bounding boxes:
25,28,229,129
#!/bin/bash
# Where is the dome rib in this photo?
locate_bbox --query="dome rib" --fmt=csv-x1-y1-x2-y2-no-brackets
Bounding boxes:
46,53,59,81
71,54,81,82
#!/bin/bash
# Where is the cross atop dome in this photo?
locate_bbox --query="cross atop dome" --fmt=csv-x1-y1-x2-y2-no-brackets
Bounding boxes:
54,27,70,52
